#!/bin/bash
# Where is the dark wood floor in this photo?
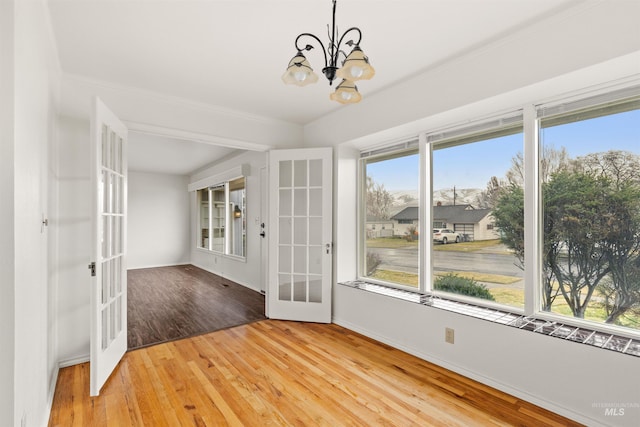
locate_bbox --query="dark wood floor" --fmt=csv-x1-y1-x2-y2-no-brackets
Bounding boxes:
127,264,266,349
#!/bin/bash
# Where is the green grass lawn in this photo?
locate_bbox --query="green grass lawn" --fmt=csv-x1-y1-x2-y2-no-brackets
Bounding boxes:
370,268,640,329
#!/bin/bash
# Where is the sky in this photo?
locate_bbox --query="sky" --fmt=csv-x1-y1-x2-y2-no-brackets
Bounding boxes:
367,109,640,192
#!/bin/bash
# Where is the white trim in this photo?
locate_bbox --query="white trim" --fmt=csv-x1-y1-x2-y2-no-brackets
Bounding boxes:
127,121,272,153
58,355,90,369
523,103,538,316
42,366,59,427
187,164,249,192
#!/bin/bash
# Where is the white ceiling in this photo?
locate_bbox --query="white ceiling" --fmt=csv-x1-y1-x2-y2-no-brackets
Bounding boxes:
127,132,238,175
47,0,577,173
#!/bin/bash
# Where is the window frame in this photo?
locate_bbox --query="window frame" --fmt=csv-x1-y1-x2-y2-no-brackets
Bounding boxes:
357,81,640,340
195,175,247,260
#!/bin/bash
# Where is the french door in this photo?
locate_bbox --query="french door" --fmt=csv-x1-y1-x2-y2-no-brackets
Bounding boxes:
89,97,128,396
268,148,333,322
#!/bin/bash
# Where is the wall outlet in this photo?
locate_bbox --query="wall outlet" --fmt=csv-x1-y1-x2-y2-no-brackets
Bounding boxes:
445,327,455,344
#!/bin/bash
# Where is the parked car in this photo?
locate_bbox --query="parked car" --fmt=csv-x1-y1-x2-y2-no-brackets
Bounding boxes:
433,228,461,244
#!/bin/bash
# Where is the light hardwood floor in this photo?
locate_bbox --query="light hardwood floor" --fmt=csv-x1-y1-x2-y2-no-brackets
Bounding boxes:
49,320,582,426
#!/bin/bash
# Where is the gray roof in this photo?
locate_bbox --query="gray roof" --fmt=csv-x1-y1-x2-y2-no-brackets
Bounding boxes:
391,205,491,224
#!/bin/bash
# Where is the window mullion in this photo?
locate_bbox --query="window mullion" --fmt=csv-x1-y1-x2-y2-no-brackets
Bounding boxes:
419,133,430,293
523,103,538,316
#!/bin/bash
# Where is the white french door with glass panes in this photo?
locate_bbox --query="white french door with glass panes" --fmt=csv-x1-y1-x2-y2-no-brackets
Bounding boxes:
268,148,333,322
89,97,128,396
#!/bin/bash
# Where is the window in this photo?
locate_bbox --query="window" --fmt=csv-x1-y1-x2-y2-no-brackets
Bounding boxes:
197,177,246,258
362,147,419,288
358,84,640,337
431,115,524,309
539,91,640,332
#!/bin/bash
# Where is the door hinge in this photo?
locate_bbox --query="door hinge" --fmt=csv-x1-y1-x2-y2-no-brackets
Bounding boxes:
88,262,96,277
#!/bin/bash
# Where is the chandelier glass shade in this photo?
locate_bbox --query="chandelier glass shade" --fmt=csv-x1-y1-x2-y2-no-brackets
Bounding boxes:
282,0,374,103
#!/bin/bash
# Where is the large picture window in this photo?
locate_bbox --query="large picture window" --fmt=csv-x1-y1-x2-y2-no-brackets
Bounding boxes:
539,93,640,331
358,84,640,336
362,147,419,288
431,117,524,309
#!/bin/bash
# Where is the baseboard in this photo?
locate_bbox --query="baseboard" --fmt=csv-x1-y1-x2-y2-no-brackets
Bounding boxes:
190,262,261,293
58,354,90,368
331,316,604,427
128,261,191,271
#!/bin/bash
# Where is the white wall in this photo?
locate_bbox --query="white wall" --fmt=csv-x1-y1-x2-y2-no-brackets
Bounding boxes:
0,0,16,422
2,0,62,426
190,150,267,292
55,116,91,364
128,172,191,269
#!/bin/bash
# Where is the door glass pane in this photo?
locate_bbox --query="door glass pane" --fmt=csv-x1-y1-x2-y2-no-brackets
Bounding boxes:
114,216,122,255
309,189,322,216
116,296,122,334
309,218,322,245
279,218,292,244
114,136,122,173
109,302,116,340
101,216,109,258
109,130,116,172
309,159,322,187
102,172,110,213
309,246,322,275
278,246,291,272
198,189,210,249
293,246,307,273
279,274,292,301
294,189,307,216
101,125,109,168
279,189,292,216
294,160,307,187
114,257,121,293
109,259,116,299
101,308,108,350
294,218,307,245
101,260,109,304
293,275,306,302
279,160,292,187
309,277,322,303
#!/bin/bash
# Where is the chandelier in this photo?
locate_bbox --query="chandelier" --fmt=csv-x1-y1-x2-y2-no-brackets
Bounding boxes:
282,0,375,104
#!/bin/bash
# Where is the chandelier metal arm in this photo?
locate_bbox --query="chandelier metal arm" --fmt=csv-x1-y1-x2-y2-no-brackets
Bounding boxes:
294,32,329,69
334,26,362,64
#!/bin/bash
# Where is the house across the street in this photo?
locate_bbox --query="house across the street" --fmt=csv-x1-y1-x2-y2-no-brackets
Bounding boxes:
389,204,500,241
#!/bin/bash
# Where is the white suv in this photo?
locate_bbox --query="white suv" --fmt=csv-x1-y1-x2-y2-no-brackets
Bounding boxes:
433,228,461,244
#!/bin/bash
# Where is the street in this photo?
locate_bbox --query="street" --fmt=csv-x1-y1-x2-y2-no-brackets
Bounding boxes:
367,246,523,279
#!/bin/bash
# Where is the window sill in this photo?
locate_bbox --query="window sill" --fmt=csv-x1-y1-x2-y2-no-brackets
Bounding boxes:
339,280,640,358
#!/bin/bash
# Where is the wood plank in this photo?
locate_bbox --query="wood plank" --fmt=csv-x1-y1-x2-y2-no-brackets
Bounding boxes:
127,265,266,350
49,320,583,427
